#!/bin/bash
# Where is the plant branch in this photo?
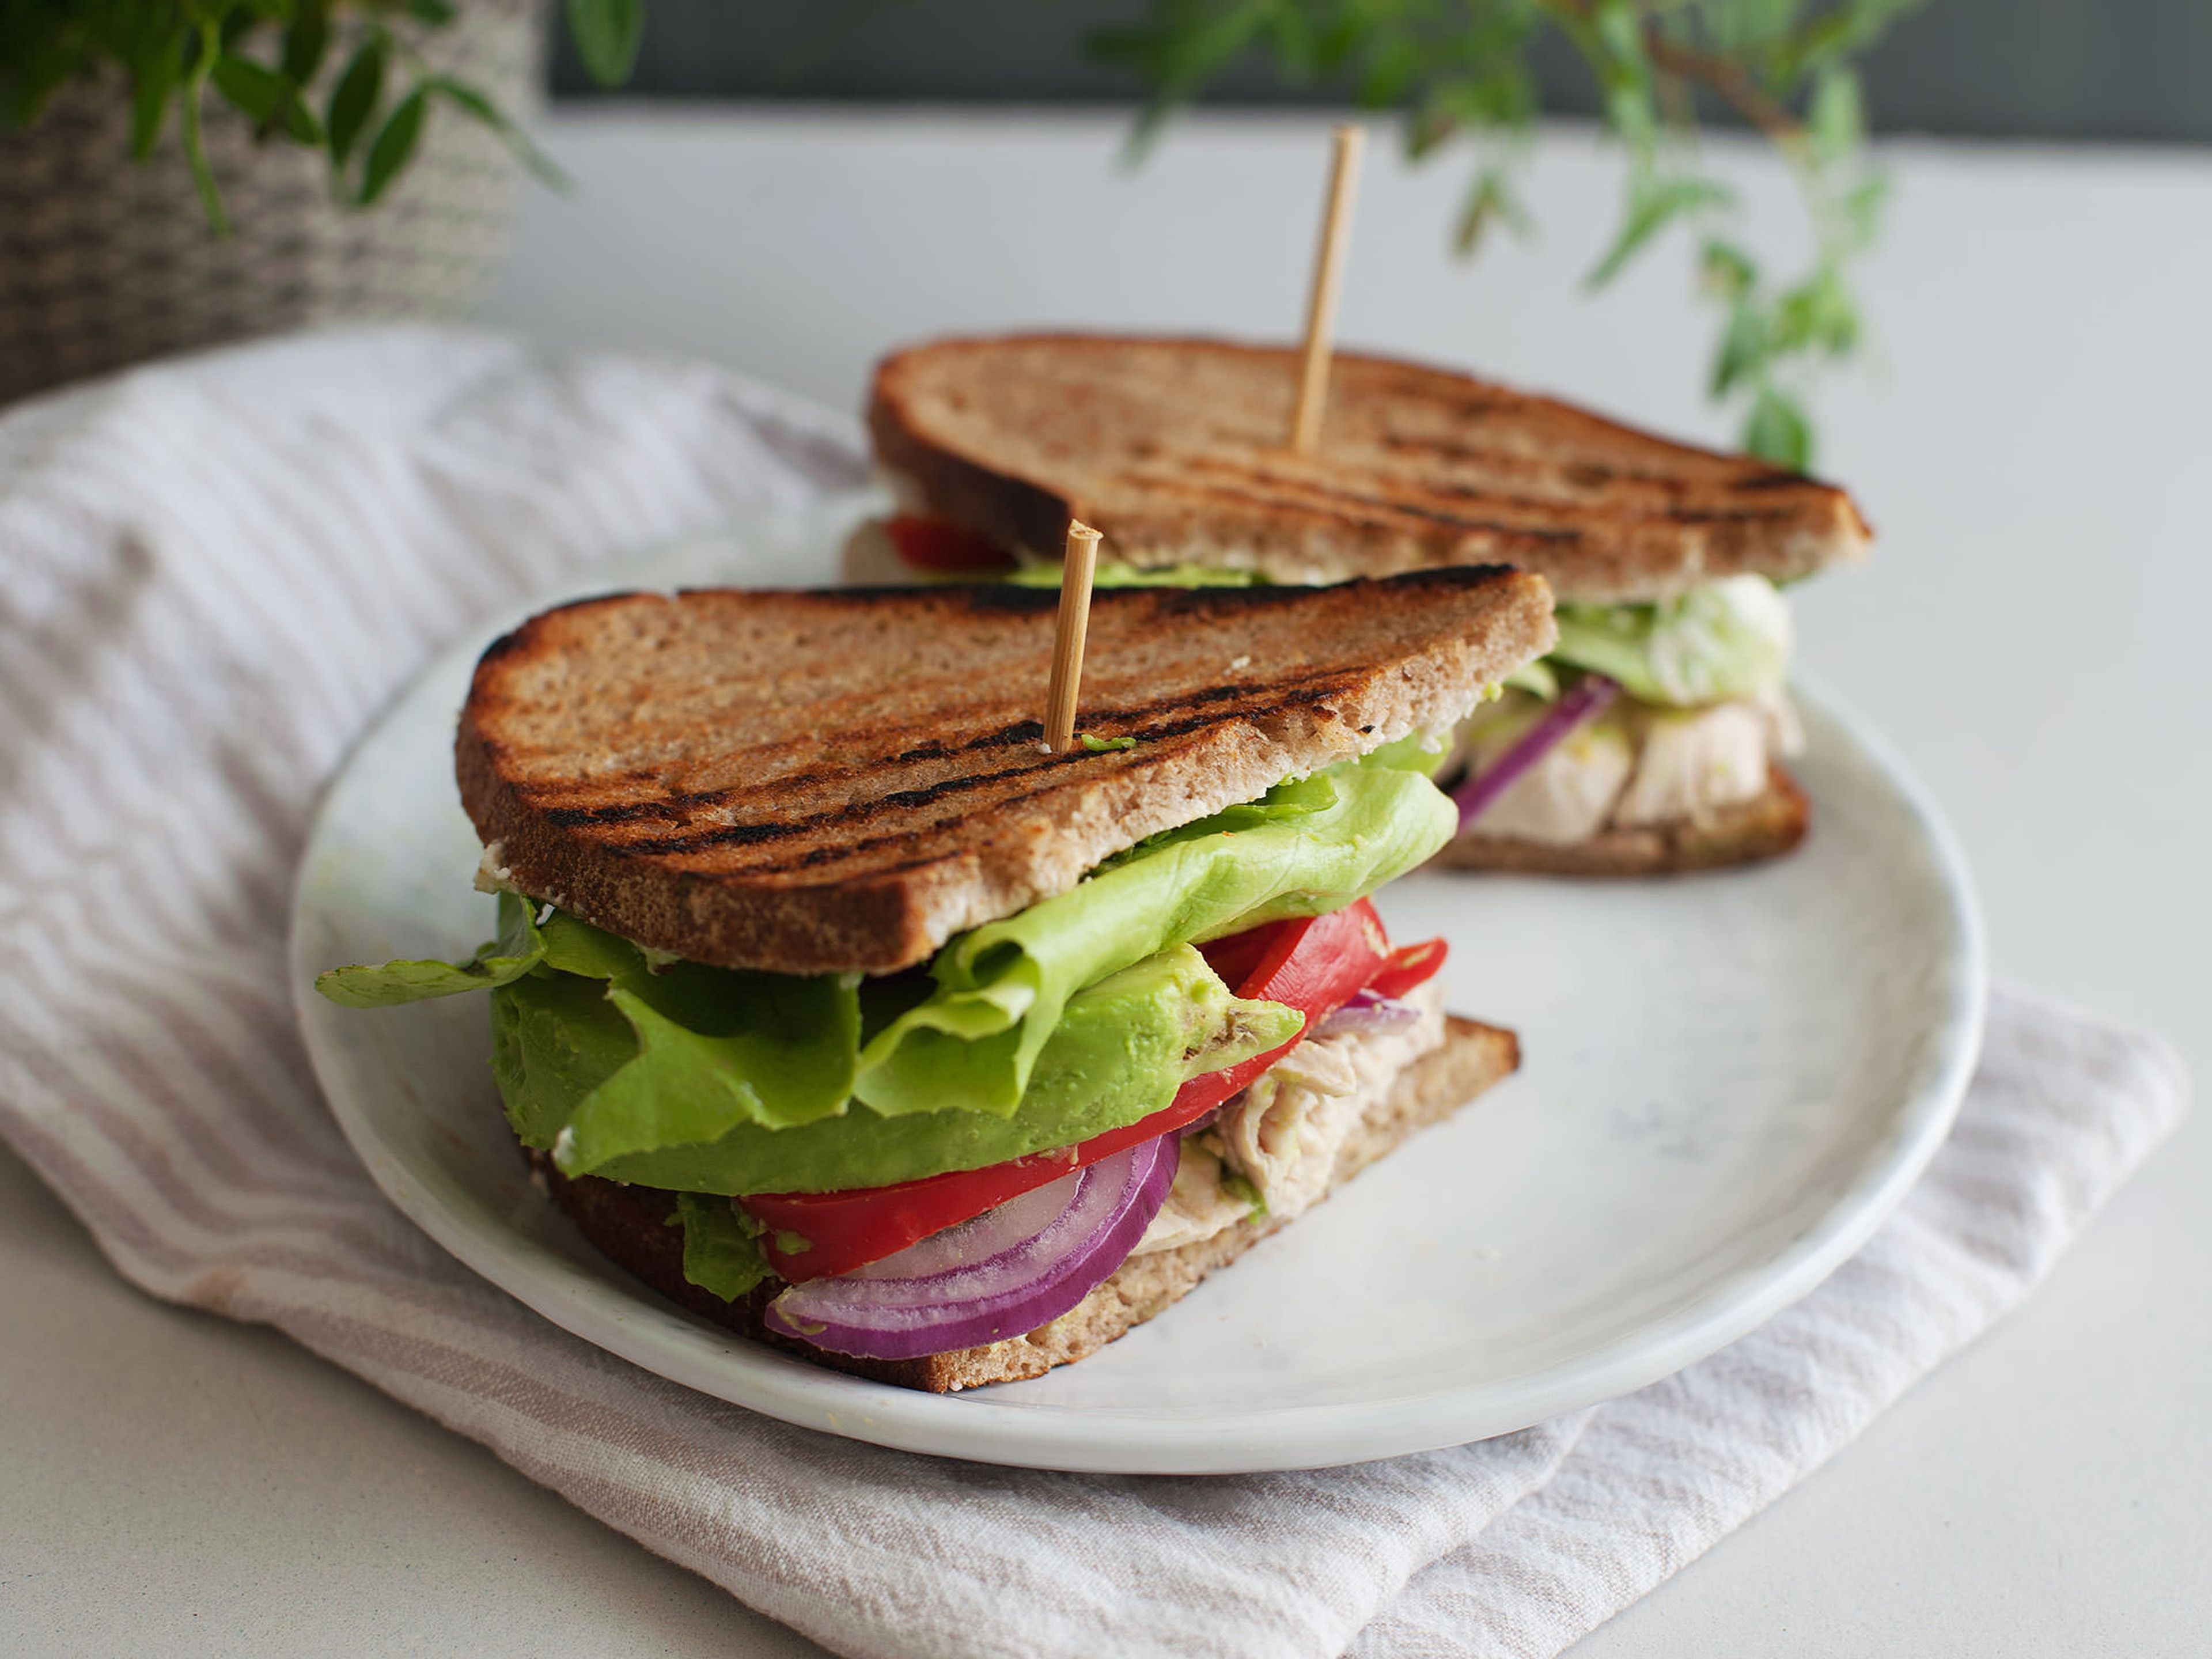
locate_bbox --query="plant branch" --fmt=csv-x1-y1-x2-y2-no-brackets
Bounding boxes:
1541,0,1803,143
1641,29,1801,144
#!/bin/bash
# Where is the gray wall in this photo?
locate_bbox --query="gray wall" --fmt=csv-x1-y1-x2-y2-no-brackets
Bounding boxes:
551,0,2212,145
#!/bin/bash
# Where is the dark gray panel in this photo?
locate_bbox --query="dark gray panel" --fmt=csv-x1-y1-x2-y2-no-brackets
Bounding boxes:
550,0,2212,146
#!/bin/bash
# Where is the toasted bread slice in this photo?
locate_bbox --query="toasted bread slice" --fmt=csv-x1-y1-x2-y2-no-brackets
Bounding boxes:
869,334,1871,604
1438,765,1809,876
457,570,1553,975
540,1013,1518,1393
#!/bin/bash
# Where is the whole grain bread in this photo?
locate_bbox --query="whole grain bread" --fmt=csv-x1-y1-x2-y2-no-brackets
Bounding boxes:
1437,765,1809,876
869,334,1871,603
457,571,1554,975
540,1013,1518,1393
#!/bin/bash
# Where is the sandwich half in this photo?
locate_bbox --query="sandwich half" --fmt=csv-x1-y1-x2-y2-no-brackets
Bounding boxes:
317,569,1553,1391
858,332,1872,876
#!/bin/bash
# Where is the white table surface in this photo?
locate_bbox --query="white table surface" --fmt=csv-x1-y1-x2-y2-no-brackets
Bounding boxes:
6,107,2207,1656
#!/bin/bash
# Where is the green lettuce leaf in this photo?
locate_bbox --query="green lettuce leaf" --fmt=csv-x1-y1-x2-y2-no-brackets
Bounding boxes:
583,946,1300,1194
490,968,636,1146
850,759,1453,1119
1550,574,1793,708
1503,659,1559,701
558,963,862,1168
316,889,546,1007
673,1194,773,1301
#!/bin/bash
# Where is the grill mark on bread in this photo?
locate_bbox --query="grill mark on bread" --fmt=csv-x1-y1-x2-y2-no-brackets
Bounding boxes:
556,681,1359,861
544,800,687,827
603,752,1077,856
1376,430,1779,497
509,679,1353,833
623,690,1344,876
1119,461,1589,544
1161,453,1806,536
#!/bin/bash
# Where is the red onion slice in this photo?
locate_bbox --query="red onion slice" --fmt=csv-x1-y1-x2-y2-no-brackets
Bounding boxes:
1315,988,1423,1038
1452,673,1621,832
763,1134,1179,1360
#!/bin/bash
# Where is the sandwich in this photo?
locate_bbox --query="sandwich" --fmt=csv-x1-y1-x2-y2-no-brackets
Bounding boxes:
316,569,1554,1391
853,333,1872,876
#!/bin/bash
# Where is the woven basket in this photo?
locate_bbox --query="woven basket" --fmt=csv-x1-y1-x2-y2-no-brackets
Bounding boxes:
0,1,538,408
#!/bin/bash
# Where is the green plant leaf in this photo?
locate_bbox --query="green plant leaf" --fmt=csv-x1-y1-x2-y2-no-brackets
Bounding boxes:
1089,0,1274,158
1809,65,1863,166
1454,163,1529,256
180,22,230,235
565,0,646,88
359,86,426,205
1262,5,1321,81
1592,0,1645,69
281,1,329,89
1778,0,1926,83
1743,387,1813,472
1588,175,1733,289
429,75,570,189
407,0,460,24
213,54,322,145
1700,238,1758,301
327,42,384,168
210,54,283,120
128,30,187,157
1711,298,1769,397
1842,171,1889,248
1603,76,1659,154
1355,36,1421,108
1770,270,1858,358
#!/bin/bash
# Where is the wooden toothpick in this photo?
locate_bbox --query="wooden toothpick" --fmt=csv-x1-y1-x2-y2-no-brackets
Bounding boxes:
1290,123,1366,456
1043,520,1103,753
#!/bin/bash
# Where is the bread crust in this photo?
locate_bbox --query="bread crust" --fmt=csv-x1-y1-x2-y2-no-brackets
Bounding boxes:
539,1014,1518,1393
1437,765,1809,876
456,573,1554,975
869,334,1871,603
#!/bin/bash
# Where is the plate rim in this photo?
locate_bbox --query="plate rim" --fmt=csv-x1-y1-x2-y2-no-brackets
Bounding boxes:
288,531,1986,1475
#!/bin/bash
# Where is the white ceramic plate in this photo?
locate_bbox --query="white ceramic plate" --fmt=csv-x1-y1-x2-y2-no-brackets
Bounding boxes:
290,497,1986,1475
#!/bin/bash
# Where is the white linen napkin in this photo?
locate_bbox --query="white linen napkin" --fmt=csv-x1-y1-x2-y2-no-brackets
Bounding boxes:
0,327,2187,1659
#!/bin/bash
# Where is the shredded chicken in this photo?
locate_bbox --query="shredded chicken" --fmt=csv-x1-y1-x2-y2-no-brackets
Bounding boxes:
1130,977,1448,1256
1458,688,1804,844
1131,1142,1260,1256
1612,701,1772,826
1468,718,1635,846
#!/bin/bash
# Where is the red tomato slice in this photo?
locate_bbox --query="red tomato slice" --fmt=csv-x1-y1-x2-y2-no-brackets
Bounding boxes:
743,899,1396,1282
882,514,1018,575
1366,936,1448,1000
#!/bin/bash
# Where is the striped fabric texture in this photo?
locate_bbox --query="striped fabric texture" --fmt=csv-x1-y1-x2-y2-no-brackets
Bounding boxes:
0,327,2188,1659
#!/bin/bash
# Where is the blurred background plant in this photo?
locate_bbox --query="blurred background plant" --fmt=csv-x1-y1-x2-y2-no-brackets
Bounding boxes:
0,0,646,403
6,1,2198,459
1096,1,1923,468
0,0,644,228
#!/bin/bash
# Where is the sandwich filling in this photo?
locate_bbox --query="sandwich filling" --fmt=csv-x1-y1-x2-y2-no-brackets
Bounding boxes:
1135,974,1446,1256
1446,574,1803,846
319,743,1471,1362
852,512,1803,847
